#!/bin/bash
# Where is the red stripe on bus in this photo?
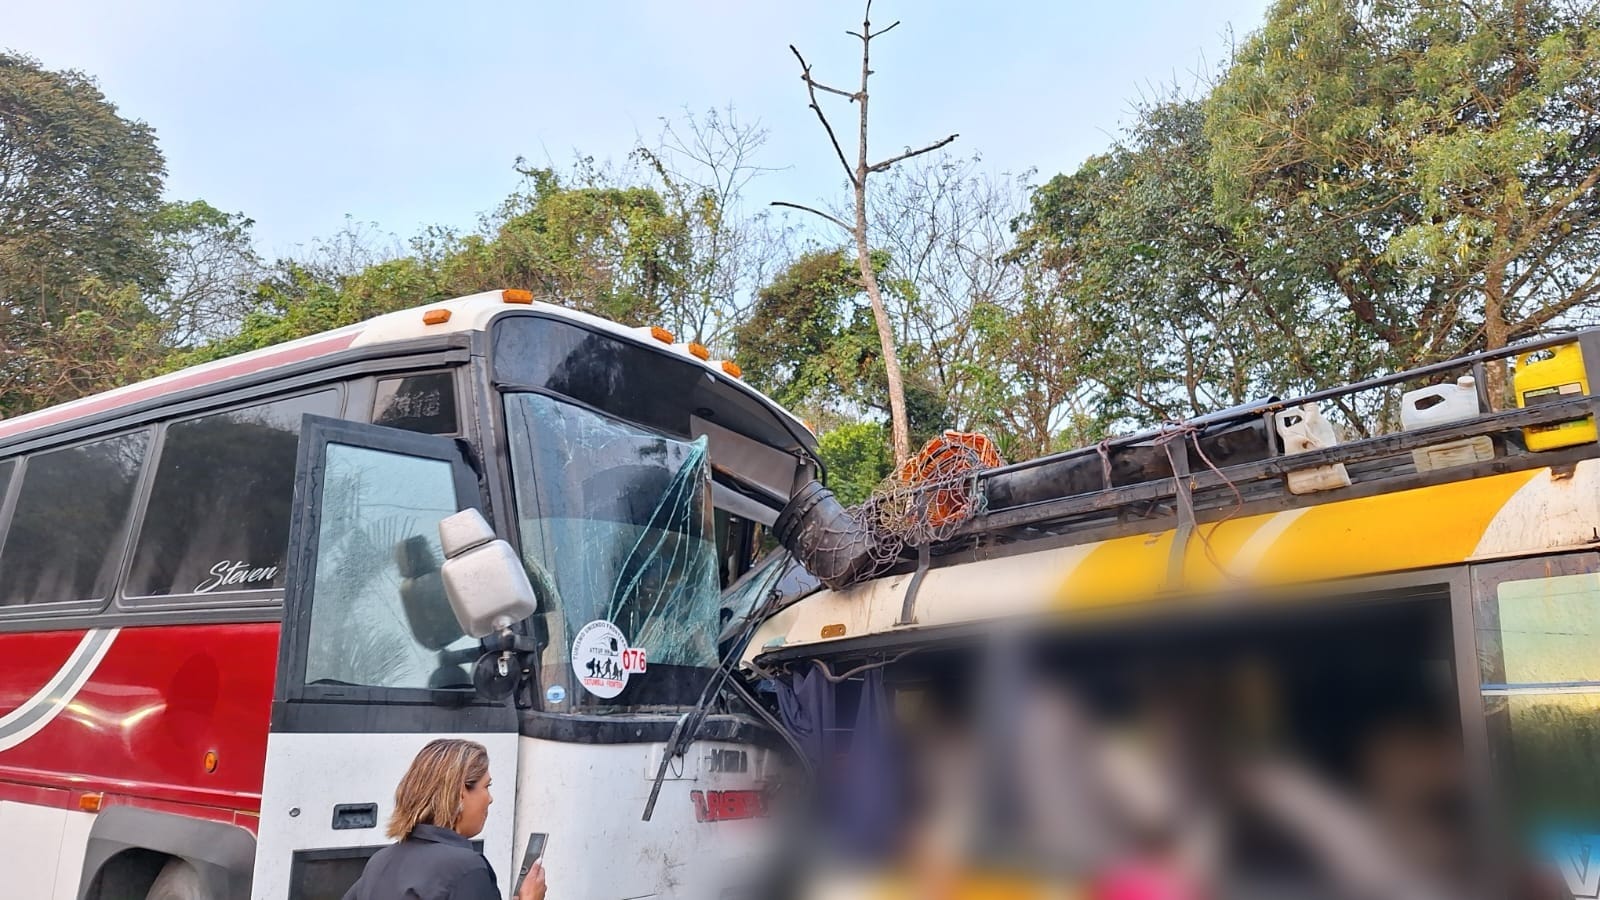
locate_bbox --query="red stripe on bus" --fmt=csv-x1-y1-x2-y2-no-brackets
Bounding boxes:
0,622,278,819
0,332,358,442
0,763,260,811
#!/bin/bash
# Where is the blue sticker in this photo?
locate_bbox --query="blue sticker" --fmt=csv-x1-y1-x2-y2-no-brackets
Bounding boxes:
545,684,567,705
1536,830,1600,899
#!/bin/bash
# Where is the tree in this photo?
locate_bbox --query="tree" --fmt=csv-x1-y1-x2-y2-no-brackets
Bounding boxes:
148,200,263,347
867,153,1031,436
816,421,893,506
490,163,692,326
0,54,165,302
1,52,168,413
781,0,958,466
732,247,875,414
1207,0,1600,405
182,163,705,364
636,106,796,350
1013,98,1332,436
3,278,171,411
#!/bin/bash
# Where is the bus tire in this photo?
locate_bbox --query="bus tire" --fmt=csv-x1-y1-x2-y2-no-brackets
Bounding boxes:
145,859,208,900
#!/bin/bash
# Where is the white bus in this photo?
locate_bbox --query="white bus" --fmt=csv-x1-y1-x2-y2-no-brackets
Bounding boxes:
0,289,813,899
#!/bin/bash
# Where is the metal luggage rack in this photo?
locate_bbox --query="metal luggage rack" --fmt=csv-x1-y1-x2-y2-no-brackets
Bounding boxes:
944,328,1600,561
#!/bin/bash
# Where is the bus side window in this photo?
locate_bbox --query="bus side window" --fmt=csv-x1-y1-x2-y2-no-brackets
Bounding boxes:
125,390,340,599
0,432,150,607
1476,558,1600,871
372,372,458,435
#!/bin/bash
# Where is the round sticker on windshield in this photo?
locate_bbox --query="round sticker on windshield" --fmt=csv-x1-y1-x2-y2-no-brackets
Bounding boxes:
571,620,646,699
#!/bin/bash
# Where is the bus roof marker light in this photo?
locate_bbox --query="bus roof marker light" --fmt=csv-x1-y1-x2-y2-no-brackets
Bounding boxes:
422,309,452,325
721,360,743,378
650,326,675,345
688,342,711,361
502,289,534,304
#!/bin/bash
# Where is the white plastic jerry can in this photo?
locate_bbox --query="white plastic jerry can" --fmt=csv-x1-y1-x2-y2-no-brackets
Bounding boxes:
1275,402,1352,494
1400,375,1494,472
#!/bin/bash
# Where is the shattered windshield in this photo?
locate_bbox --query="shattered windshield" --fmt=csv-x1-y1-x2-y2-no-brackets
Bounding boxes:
504,391,721,710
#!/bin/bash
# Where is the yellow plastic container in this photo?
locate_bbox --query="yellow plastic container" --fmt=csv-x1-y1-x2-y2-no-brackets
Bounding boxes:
1515,343,1597,451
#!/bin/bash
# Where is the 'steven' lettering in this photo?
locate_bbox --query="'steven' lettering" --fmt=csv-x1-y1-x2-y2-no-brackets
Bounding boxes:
195,560,280,593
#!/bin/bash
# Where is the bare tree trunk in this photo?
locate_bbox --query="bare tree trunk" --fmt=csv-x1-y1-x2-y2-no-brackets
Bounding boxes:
851,6,912,466
781,1,957,469
1484,263,1510,410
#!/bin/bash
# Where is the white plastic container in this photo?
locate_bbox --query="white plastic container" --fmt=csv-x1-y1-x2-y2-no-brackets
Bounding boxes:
1275,402,1352,494
1400,376,1494,472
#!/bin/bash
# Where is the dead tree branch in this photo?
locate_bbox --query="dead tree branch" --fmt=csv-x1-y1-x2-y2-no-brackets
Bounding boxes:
769,201,852,232
790,45,859,187
783,0,957,465
870,133,960,173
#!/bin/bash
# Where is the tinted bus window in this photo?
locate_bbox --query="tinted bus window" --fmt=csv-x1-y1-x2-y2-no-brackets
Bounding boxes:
372,372,457,435
125,390,340,598
0,459,13,510
0,431,150,606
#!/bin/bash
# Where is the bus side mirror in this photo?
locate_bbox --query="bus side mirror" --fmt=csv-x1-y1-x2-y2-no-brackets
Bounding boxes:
438,509,538,638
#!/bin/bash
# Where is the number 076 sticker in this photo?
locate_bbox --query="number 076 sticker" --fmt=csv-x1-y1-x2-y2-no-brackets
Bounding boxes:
571,620,647,699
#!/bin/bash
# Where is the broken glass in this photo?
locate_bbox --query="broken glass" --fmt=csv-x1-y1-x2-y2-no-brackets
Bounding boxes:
504,391,721,705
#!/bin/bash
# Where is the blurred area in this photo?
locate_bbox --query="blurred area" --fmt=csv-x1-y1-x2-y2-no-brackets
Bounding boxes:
751,590,1579,900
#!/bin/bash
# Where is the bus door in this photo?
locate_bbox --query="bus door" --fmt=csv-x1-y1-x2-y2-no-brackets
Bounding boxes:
252,415,519,900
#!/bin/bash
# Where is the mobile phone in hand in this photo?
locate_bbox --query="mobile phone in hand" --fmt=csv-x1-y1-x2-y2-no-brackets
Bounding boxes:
514,833,547,895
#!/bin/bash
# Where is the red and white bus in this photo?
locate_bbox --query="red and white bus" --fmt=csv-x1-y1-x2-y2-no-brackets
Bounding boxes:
0,289,814,899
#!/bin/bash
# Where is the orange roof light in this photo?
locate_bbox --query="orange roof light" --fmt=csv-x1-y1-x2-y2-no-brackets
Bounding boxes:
650,326,675,344
688,342,711,361
720,360,743,378
502,289,534,304
422,309,452,325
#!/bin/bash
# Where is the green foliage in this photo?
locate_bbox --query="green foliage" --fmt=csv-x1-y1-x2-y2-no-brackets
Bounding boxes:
816,421,892,507
733,248,873,411
1207,0,1600,367
1011,0,1600,437
0,54,264,416
1012,99,1326,432
174,164,708,370
14,4,1600,470
0,53,169,413
492,163,691,326
0,53,165,302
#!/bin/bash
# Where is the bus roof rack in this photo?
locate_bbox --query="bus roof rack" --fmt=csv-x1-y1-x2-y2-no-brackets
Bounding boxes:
811,327,1600,593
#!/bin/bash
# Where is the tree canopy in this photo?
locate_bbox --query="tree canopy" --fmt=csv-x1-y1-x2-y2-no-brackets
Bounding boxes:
8,0,1600,485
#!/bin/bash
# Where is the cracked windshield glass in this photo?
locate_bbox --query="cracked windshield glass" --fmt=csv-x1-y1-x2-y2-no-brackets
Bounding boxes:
505,390,720,710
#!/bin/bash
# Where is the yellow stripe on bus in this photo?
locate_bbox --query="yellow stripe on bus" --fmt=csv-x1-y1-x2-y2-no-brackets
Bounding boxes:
1054,468,1543,607
1247,468,1538,584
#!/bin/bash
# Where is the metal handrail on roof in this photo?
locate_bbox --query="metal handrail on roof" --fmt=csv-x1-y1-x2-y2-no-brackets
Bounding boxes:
953,327,1600,547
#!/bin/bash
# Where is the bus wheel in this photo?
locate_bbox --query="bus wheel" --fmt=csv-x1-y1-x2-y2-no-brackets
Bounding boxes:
145,859,206,900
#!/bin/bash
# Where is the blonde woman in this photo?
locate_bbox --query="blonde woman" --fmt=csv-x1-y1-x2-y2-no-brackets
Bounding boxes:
342,739,547,900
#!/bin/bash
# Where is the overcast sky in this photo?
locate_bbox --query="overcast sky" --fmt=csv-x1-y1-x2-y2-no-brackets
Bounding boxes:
7,0,1271,258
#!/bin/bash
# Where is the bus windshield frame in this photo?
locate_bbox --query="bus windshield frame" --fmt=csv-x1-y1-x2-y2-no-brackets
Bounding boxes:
489,313,811,715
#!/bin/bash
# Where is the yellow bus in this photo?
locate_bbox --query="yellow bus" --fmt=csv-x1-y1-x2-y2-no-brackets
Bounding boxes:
748,329,1600,899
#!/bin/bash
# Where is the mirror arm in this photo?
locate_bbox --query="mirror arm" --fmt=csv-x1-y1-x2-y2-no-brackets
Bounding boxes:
480,630,542,655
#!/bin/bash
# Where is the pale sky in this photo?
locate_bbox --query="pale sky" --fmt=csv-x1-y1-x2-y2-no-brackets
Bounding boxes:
6,0,1272,258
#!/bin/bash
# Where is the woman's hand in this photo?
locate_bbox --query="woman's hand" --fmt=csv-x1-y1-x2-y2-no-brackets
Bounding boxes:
517,861,546,900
